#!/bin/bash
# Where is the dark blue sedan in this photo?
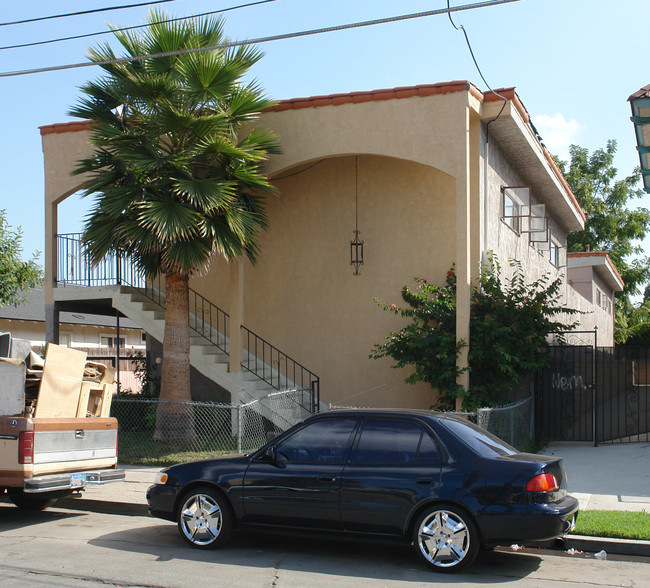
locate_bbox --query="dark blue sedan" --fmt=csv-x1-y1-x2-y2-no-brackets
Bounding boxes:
146,409,578,572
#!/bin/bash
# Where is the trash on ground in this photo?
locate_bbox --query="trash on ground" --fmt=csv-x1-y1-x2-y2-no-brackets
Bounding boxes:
594,550,607,560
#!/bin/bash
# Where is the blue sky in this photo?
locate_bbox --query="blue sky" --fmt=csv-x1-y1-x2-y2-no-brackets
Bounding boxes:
2,0,649,264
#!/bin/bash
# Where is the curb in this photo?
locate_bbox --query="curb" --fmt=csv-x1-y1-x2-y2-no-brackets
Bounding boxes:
563,534,650,558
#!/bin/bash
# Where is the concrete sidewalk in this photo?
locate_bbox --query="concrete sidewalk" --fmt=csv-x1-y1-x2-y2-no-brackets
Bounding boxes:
540,442,650,512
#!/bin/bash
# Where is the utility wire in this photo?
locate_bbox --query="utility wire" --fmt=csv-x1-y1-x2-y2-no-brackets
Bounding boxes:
1,0,181,27
0,0,521,79
0,0,278,52
447,0,508,123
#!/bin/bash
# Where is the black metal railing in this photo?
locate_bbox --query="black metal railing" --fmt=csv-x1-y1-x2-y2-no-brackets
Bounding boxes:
57,233,147,288
242,326,320,412
189,288,229,354
55,233,319,412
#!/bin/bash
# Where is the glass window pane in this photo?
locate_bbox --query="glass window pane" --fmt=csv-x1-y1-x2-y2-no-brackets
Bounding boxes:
277,418,356,464
417,431,441,464
441,417,517,457
353,419,422,464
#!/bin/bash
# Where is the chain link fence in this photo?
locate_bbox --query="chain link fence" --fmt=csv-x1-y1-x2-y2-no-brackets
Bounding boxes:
476,396,534,449
111,389,314,463
112,393,534,463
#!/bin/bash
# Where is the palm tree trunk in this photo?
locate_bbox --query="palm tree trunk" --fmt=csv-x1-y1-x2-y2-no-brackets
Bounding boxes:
154,271,195,441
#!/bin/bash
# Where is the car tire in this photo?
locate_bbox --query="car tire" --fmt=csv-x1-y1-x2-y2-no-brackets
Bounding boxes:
176,486,233,549
7,489,57,511
413,503,479,572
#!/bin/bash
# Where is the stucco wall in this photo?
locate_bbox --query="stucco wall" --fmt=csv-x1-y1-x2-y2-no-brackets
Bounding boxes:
482,133,565,282
190,154,457,408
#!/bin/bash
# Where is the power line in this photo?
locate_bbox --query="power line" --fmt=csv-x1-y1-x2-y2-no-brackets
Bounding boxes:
0,0,180,27
0,0,521,79
0,0,279,52
447,0,508,123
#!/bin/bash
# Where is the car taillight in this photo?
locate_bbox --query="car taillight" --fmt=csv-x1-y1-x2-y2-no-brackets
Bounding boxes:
525,473,559,492
19,431,34,465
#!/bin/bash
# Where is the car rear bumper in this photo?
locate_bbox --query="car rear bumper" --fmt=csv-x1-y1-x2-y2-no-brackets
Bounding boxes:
479,495,580,547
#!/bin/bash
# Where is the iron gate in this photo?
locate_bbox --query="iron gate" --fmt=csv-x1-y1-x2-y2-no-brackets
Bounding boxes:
537,330,650,445
537,331,597,444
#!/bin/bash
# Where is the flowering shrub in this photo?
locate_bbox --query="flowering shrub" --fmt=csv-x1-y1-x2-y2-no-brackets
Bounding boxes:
372,258,579,409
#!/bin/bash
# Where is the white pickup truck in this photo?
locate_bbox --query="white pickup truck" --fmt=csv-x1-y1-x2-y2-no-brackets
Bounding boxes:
0,340,125,509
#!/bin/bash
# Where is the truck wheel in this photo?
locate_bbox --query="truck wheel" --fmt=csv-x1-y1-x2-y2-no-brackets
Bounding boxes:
7,490,56,510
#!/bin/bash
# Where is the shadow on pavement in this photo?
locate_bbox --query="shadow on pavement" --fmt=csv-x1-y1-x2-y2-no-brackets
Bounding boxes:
88,524,543,583
0,503,86,530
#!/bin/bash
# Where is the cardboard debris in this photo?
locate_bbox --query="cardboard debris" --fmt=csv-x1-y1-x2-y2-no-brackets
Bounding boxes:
0,358,26,416
2,341,117,419
34,345,88,418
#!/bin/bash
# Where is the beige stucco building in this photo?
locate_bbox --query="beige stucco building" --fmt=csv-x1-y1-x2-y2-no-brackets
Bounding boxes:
40,80,623,410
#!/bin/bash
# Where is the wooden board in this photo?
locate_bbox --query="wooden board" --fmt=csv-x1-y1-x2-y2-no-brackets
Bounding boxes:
34,345,87,418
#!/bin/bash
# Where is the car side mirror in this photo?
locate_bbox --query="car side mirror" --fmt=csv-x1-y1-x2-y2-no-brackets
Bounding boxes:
260,446,277,462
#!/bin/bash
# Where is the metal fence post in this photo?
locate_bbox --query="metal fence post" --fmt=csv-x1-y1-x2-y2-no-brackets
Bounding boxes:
237,404,242,454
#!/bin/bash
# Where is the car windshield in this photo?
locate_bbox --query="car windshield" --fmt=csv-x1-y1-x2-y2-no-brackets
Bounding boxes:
439,417,518,458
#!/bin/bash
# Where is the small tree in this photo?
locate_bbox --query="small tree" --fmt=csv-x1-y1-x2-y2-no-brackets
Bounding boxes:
372,259,578,409
0,210,43,306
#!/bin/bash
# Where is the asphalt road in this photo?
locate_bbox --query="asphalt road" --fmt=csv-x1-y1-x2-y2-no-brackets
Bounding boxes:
0,503,649,588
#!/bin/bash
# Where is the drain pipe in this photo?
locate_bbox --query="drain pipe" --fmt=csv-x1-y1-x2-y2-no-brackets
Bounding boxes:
482,97,508,266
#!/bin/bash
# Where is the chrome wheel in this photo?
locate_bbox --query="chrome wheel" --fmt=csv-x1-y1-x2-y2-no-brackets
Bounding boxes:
415,506,478,572
177,487,232,549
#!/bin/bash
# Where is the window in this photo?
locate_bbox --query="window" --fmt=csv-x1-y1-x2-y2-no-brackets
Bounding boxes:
502,190,521,233
276,418,357,464
596,289,612,315
440,417,517,458
100,335,126,349
549,241,559,267
351,419,441,465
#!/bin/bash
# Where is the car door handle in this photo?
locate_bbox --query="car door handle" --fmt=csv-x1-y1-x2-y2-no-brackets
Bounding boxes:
416,478,432,485
318,476,337,482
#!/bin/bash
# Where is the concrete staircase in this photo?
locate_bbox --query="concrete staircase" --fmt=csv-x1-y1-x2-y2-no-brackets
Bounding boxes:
53,284,316,428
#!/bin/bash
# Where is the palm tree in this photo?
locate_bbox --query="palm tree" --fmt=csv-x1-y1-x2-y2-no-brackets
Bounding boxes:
70,11,279,439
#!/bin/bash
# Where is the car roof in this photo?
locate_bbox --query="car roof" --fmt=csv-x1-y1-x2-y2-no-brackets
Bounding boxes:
309,408,452,422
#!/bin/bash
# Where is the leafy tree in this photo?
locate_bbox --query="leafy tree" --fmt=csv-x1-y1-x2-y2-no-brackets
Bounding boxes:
70,11,279,439
0,210,43,306
372,260,578,410
558,141,650,342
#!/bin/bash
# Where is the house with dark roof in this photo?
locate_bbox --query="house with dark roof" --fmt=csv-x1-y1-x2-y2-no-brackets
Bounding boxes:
0,288,145,391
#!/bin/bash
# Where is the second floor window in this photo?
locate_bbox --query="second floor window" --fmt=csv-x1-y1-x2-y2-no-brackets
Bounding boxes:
502,190,521,233
549,241,559,267
100,335,125,349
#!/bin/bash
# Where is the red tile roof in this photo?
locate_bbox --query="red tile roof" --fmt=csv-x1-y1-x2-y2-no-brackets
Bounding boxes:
38,81,581,220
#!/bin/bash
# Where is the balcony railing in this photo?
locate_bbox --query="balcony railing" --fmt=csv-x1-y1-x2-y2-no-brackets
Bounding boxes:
55,233,319,411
